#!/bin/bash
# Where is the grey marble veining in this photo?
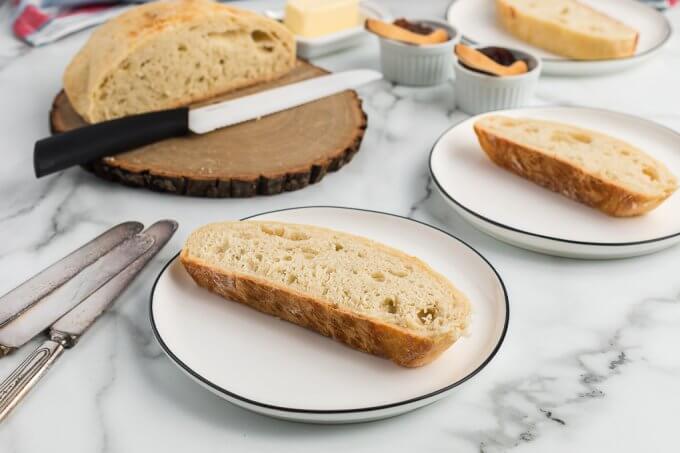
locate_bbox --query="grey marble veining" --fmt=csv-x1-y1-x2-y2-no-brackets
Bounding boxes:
0,1,679,451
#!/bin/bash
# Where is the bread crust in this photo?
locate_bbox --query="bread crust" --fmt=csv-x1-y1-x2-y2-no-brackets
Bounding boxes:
473,123,670,217
179,251,456,368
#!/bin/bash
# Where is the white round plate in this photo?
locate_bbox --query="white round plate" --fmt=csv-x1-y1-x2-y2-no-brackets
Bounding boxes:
446,0,672,76
430,107,680,259
150,207,509,424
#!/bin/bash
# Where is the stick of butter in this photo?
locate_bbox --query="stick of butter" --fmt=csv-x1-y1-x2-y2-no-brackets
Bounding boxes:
284,0,360,38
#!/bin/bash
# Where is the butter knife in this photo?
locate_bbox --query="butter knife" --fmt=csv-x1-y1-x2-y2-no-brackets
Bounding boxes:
33,69,382,177
0,221,143,329
0,231,155,356
0,220,177,422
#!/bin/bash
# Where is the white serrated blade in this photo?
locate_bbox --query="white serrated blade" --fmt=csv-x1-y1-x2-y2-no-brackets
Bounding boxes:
188,69,382,134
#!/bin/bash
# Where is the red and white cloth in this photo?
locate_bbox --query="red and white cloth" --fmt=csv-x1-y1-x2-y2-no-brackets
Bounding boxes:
10,0,679,47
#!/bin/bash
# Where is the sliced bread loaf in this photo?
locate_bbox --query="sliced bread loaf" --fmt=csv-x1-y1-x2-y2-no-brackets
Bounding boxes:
473,116,678,216
180,221,471,367
64,0,295,123
496,0,638,60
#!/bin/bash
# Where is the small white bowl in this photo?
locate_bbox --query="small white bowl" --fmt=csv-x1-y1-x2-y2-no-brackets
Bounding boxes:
377,20,459,86
454,47,541,115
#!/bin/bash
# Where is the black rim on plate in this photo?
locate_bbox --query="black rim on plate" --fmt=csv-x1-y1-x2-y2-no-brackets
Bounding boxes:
429,106,680,248
446,0,672,64
149,206,510,415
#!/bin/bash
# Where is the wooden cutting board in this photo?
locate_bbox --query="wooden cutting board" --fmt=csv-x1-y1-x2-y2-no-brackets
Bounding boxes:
50,61,367,197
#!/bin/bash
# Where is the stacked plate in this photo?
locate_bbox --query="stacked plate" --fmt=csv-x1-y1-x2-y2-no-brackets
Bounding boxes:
430,107,680,259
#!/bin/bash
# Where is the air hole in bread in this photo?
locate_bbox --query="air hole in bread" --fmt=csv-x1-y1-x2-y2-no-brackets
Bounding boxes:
251,30,272,43
288,231,310,241
177,44,187,52
261,225,285,237
571,132,592,143
302,247,318,259
255,253,262,261
383,297,398,314
550,131,593,145
207,30,239,42
371,272,386,282
417,307,438,324
620,149,631,156
287,274,297,284
283,255,292,261
334,243,344,251
388,269,408,278
643,166,659,181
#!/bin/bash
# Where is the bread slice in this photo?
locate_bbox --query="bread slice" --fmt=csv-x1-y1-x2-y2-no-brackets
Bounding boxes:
180,221,471,367
64,0,295,123
473,116,678,216
496,0,638,60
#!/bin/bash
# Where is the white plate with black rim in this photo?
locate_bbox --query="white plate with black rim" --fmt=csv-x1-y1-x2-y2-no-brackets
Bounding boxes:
150,207,509,423
446,0,672,76
429,107,680,259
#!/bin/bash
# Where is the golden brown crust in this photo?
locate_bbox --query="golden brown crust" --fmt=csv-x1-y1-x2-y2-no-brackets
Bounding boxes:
473,123,668,216
179,251,456,368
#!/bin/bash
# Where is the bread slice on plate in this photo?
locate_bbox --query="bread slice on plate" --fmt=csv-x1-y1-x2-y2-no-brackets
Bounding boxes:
496,0,638,60
180,221,471,367
473,116,678,217
64,0,296,123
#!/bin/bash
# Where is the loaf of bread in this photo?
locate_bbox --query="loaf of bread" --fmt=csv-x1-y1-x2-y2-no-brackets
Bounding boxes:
180,221,471,367
474,116,678,217
64,0,296,123
496,0,638,60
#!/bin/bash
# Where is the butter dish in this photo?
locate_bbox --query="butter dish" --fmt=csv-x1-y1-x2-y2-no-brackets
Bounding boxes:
265,1,390,59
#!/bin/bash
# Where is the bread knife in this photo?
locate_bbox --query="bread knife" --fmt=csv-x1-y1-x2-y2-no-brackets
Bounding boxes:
0,232,156,356
0,220,177,422
33,69,382,178
0,221,143,329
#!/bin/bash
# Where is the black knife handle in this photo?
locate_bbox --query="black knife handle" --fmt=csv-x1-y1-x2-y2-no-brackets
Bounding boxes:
34,107,190,178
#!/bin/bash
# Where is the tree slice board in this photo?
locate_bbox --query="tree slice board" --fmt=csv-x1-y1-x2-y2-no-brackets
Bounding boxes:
50,61,367,197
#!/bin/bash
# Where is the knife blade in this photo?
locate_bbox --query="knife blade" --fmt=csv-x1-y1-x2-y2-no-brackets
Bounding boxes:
33,69,382,177
0,233,155,353
0,221,143,328
188,69,382,133
0,220,177,422
50,220,177,342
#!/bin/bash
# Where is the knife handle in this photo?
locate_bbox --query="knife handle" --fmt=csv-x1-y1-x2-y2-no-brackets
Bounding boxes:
0,339,64,422
34,107,190,178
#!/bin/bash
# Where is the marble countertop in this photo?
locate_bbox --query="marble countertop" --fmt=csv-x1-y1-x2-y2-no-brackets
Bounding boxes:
1,0,679,451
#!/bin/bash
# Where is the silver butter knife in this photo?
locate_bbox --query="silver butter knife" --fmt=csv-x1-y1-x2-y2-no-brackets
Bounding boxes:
0,220,177,422
34,69,383,177
0,231,156,356
0,221,143,328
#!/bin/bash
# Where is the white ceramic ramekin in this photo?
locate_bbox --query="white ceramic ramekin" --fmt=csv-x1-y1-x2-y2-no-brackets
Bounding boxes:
454,47,541,115
378,20,459,86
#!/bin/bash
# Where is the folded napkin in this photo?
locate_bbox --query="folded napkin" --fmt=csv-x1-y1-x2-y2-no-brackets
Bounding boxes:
10,0,678,47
